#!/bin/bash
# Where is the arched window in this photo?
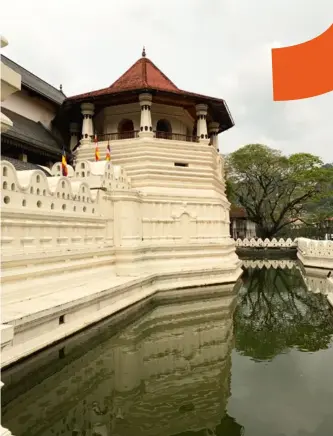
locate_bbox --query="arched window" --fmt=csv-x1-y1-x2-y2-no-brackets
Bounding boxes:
118,119,134,139
156,119,172,139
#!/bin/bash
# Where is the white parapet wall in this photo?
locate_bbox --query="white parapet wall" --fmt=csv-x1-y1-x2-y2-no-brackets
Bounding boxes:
297,237,333,270
235,237,297,248
1,157,241,366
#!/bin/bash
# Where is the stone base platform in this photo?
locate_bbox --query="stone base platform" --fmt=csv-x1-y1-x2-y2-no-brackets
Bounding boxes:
1,262,242,368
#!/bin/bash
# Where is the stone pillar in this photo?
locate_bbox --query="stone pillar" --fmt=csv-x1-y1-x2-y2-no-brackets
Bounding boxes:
208,121,219,149
139,93,153,137
195,104,209,144
80,102,94,145
69,122,80,151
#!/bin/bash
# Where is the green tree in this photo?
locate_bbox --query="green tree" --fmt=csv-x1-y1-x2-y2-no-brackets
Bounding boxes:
226,144,333,238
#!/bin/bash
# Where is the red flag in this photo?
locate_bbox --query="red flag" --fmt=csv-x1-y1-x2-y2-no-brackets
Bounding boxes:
62,149,68,177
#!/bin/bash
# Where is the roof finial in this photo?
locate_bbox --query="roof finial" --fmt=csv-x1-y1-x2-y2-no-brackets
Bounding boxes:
142,46,146,58
60,84,63,91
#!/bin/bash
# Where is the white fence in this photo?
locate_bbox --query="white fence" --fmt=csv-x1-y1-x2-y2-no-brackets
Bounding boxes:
297,237,333,258
235,237,297,248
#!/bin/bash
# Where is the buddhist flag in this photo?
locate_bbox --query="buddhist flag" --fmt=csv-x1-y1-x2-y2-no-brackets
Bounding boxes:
94,134,100,162
106,141,111,161
62,148,68,177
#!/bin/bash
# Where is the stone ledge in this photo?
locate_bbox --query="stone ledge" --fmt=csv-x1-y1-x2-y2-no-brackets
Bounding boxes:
1,264,242,367
0,324,14,349
297,252,333,270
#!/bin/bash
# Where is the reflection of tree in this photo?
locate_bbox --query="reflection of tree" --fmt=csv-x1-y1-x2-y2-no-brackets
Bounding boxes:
234,267,333,361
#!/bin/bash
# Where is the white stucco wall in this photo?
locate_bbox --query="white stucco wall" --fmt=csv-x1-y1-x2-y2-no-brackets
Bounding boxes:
1,132,241,365
98,102,194,135
2,88,57,129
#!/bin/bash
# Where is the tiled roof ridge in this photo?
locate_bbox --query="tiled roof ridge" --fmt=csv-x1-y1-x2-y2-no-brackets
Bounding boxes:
108,57,143,89
1,55,66,99
108,56,178,91
144,57,178,89
142,58,148,87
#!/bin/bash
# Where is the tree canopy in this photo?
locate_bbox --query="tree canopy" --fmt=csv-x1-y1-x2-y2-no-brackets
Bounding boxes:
226,144,333,238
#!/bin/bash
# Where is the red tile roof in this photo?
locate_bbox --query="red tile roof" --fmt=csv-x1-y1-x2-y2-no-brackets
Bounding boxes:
230,206,247,218
67,56,179,101
64,54,235,133
109,57,179,92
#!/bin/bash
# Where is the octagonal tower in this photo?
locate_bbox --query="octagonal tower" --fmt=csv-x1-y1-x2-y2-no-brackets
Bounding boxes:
62,49,240,280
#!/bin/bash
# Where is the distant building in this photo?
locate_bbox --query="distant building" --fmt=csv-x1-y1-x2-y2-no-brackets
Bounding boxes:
1,55,66,167
230,206,257,239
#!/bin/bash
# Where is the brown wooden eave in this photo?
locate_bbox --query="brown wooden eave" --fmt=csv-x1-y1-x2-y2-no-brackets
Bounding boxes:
63,88,234,133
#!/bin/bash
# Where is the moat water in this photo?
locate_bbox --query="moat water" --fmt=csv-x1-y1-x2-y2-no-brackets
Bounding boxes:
2,261,333,436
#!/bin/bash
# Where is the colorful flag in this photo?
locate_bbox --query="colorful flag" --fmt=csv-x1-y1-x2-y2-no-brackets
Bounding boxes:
94,134,100,162
62,149,68,177
106,141,111,161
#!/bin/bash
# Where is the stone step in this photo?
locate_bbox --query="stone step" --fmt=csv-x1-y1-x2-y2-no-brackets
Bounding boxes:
1,265,241,367
1,249,115,284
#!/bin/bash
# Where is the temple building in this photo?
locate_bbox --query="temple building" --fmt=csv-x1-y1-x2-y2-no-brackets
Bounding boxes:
1,46,241,365
1,54,66,168
230,206,257,239
63,47,234,154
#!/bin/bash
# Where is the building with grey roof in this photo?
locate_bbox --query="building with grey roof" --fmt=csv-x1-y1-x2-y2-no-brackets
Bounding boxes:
1,55,68,167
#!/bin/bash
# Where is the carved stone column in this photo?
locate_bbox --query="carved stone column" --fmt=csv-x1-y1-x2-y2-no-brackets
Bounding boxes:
69,122,80,151
208,121,220,149
195,104,209,144
80,102,94,145
139,93,153,137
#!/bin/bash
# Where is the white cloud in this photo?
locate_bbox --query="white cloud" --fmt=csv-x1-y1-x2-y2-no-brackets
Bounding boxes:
1,0,333,162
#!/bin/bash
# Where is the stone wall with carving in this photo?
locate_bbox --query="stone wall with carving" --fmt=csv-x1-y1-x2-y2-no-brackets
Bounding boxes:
1,160,113,256
1,158,234,257
1,154,240,286
141,200,230,242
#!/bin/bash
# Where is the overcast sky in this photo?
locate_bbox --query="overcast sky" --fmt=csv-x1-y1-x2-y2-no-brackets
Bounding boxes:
2,0,333,162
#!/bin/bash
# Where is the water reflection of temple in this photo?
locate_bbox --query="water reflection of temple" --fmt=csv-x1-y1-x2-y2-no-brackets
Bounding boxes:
2,285,244,436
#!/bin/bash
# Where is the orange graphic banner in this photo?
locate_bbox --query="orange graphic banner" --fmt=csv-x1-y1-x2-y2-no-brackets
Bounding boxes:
272,24,333,101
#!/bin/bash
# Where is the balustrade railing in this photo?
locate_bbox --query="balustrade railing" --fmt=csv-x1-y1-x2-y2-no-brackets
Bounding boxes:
96,131,139,141
235,238,297,248
154,131,199,142
94,130,199,143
